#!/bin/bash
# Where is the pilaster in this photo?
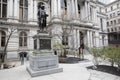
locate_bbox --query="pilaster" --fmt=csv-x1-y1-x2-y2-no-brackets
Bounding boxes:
66,0,71,19
71,0,75,19
73,29,77,49
51,0,57,18
7,0,14,21
104,35,108,47
85,1,88,20
89,31,93,48
87,2,90,21
28,0,34,23
95,32,99,47
13,0,19,22
77,30,80,48
57,0,61,18
87,30,90,47
33,0,37,22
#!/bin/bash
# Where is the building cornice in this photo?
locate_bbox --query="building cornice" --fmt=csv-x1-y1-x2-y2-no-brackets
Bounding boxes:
49,19,93,28
0,21,38,27
106,0,120,7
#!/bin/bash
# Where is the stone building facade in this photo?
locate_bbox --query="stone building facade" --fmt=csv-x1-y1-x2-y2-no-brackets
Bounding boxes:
106,0,120,46
0,0,108,59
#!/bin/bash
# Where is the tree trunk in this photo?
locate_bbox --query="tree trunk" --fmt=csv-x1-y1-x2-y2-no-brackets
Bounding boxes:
1,32,12,63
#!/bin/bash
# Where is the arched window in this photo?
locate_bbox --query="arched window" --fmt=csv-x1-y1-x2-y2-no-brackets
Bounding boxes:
19,31,27,47
0,0,7,18
1,31,6,47
19,0,28,22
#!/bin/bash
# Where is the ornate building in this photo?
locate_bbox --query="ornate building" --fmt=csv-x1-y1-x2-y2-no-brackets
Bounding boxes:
0,0,108,59
106,0,120,46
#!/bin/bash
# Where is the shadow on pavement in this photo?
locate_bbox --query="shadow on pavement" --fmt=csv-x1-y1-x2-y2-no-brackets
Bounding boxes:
59,57,89,64
87,65,120,76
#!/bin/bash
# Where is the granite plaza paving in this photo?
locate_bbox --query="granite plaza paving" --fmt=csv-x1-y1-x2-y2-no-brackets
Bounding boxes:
0,54,120,80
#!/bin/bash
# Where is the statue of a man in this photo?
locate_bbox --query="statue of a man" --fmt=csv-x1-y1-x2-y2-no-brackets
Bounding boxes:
38,5,48,31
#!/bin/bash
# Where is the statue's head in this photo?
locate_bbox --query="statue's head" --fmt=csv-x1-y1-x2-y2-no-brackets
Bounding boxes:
41,6,45,10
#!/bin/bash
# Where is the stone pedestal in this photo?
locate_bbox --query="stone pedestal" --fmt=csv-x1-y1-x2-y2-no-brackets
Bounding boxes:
27,32,63,77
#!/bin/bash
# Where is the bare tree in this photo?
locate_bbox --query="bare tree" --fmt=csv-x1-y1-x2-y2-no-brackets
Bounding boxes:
53,24,73,57
1,26,17,65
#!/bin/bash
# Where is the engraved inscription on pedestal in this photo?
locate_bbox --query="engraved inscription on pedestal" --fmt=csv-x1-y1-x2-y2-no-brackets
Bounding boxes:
39,39,51,50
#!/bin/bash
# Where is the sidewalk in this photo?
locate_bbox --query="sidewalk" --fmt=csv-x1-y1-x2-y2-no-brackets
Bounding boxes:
0,53,120,80
0,62,90,80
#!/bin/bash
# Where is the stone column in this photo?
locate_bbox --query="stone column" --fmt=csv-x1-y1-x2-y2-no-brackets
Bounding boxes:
89,31,93,48
7,0,14,20
95,32,99,48
73,29,77,49
104,35,108,47
85,1,88,21
13,0,19,22
75,0,78,18
66,0,71,19
94,8,97,23
51,0,57,18
28,0,34,23
99,35,102,47
87,30,90,47
87,2,90,21
71,0,75,19
77,30,80,48
33,0,37,22
80,3,85,20
57,0,61,18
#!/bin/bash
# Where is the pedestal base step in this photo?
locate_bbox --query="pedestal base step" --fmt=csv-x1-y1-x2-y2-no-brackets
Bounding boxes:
27,67,63,77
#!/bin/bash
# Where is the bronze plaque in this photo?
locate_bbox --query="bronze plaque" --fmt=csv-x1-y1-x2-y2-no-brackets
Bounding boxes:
39,39,51,50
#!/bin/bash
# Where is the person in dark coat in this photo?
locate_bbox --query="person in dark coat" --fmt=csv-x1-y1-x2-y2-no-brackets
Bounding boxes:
79,43,84,60
54,50,57,55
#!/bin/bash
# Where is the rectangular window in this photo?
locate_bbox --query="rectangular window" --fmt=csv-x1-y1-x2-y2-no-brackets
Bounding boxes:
23,8,28,21
117,11,120,15
113,13,115,17
111,21,113,25
107,29,109,32
114,20,116,24
111,6,113,10
19,37,23,46
100,18,103,31
107,22,109,26
117,4,119,8
110,14,112,18
2,3,7,18
19,7,23,21
24,37,27,46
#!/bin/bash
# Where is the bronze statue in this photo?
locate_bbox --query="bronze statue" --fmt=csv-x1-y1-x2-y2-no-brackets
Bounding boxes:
38,5,48,31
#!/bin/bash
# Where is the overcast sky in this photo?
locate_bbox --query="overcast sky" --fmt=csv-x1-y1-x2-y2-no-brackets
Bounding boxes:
99,0,116,4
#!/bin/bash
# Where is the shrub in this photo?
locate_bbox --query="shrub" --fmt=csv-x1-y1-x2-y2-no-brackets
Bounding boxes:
102,46,120,67
90,47,102,66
